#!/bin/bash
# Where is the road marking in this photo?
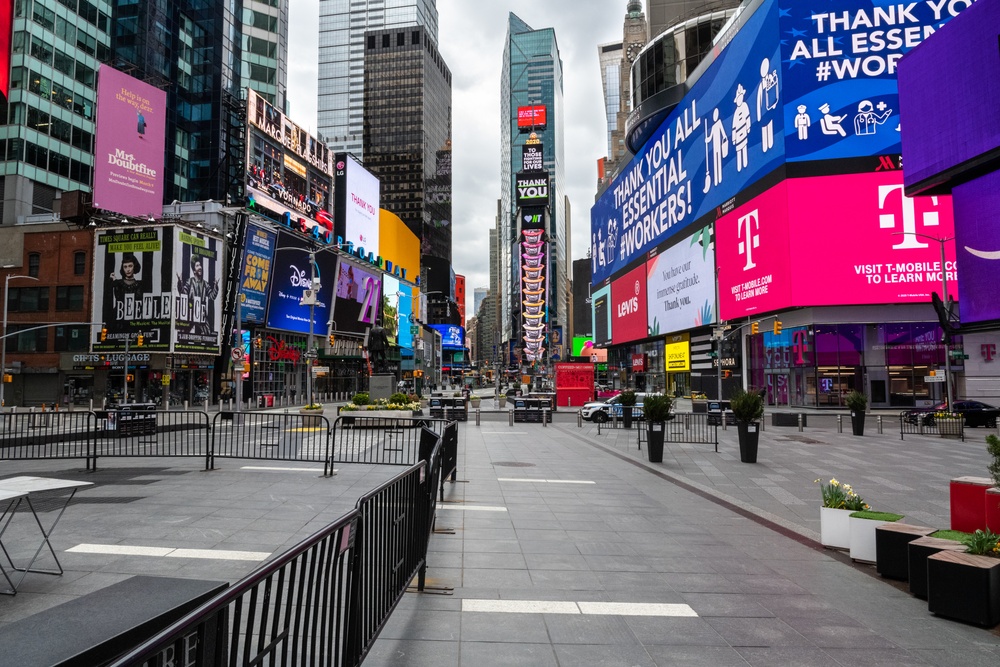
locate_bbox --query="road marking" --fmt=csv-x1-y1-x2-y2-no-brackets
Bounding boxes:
478,432,528,435
436,505,508,512
497,478,596,485
241,466,329,473
462,599,697,617
67,544,270,561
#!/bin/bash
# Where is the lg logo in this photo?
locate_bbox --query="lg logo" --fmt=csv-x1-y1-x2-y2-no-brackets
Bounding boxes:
738,209,760,271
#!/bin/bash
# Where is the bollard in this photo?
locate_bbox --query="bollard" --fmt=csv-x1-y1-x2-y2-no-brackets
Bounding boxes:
798,413,803,432
476,407,481,426
837,414,843,433
543,408,548,427
722,410,727,430
184,400,189,411
577,410,582,428
761,414,765,432
509,409,514,427
89,399,94,411
204,399,209,411
877,415,883,435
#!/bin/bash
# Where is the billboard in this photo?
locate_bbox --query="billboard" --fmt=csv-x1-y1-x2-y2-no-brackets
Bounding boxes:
665,334,691,372
522,144,544,172
237,223,277,323
520,228,547,361
173,228,223,354
515,172,550,209
334,153,380,257
91,226,174,352
591,284,612,346
717,171,957,319
571,336,591,357
952,172,1000,323
92,66,167,218
396,283,415,351
0,0,13,98
264,232,337,335
610,264,648,345
246,90,334,245
517,105,547,130
780,0,970,164
646,226,715,337
590,0,783,285
430,324,465,349
383,275,400,346
330,258,383,336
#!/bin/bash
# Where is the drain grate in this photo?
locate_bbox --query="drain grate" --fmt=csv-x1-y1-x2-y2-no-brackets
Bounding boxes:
492,461,536,467
776,435,823,445
69,496,147,505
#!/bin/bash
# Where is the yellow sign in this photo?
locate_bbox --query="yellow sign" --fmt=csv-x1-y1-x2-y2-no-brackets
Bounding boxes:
161,375,171,385
665,334,690,372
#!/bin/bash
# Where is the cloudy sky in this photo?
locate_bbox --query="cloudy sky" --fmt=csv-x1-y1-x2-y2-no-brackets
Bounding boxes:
287,0,630,317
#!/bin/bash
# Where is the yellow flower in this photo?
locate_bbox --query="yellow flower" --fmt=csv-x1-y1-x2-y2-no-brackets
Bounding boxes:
830,478,839,486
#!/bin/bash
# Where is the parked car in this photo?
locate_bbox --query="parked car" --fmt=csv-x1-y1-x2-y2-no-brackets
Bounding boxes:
581,393,651,423
904,401,1000,428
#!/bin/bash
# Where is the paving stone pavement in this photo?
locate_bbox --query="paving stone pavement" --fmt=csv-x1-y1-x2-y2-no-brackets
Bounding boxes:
0,409,997,666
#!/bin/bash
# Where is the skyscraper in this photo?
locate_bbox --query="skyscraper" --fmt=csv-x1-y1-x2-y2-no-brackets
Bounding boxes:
317,0,438,158
500,13,565,368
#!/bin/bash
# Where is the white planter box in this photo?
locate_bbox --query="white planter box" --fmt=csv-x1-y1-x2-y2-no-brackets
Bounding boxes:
820,507,852,549
849,515,902,563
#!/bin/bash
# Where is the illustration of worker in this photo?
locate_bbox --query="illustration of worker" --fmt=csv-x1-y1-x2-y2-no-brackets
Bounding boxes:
819,103,847,137
853,99,892,136
756,58,779,152
604,218,618,267
136,110,146,137
706,108,729,187
731,84,751,172
794,105,811,140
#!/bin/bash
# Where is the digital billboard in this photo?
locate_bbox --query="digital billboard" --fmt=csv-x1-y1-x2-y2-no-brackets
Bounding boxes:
646,226,715,337
246,89,334,245
522,144,544,172
383,275,400,346
520,228,546,361
610,264,648,346
264,232,337,335
717,171,957,320
591,284,612,346
780,0,970,164
0,0,13,98
515,172,550,209
330,257,382,336
517,105,547,130
91,226,174,352
237,223,277,323
430,324,465,349
173,228,223,354
952,172,1000,324
571,336,591,357
590,0,783,284
92,66,167,218
396,283,415,351
334,153,380,257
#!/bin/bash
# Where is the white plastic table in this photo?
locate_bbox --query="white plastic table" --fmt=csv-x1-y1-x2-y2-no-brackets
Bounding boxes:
0,476,93,595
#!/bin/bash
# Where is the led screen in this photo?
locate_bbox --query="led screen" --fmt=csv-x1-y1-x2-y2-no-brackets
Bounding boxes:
646,226,715,336
610,264,648,346
334,153,380,256
237,223,277,324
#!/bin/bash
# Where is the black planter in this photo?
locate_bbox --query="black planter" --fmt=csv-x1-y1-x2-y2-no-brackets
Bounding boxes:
737,421,759,463
875,523,933,581
850,411,865,436
907,536,967,599
927,551,1000,627
647,422,665,463
622,406,633,429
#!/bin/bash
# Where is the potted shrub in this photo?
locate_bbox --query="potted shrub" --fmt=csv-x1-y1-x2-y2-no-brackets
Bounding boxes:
642,394,672,463
845,390,867,435
849,509,904,563
988,435,1000,532
926,529,1000,627
470,394,482,409
816,478,863,549
730,388,763,463
935,410,963,437
298,402,325,428
498,393,507,409
618,390,637,429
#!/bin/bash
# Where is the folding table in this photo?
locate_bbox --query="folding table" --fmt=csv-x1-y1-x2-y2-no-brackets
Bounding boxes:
0,476,93,595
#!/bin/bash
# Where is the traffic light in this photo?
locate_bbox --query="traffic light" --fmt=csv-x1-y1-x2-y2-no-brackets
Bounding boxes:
136,333,144,347
328,334,336,347
751,322,759,335
100,327,107,342
126,374,134,383
2,373,11,383
254,336,262,349
773,320,783,335
722,370,732,379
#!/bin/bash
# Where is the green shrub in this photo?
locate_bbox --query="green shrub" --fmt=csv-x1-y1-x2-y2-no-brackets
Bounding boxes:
352,392,370,406
642,394,672,422
846,390,868,413
389,392,409,405
729,388,763,423
987,434,1000,489
963,529,1000,557
618,390,637,406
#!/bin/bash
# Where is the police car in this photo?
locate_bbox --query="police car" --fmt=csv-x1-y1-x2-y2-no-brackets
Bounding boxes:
580,393,650,423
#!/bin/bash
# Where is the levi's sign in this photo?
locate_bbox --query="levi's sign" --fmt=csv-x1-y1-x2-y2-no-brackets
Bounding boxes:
516,172,549,208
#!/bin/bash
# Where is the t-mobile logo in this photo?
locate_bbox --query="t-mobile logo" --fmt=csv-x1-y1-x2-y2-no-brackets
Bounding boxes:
878,184,940,250
738,209,760,270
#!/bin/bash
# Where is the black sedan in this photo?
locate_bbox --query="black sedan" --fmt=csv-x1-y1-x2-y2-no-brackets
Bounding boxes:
905,401,1000,428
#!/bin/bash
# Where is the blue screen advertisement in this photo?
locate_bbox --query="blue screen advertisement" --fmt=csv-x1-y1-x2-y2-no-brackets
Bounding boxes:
264,232,337,335
780,0,968,163
590,0,783,285
238,223,277,323
396,284,414,351
430,324,464,349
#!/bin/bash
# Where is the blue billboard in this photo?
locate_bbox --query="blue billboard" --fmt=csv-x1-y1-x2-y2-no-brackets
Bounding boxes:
238,223,277,323
780,0,966,163
264,232,337,335
396,284,414,351
430,324,465,349
591,0,783,285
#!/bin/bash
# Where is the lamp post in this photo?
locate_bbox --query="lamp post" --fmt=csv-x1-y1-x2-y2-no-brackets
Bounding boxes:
1,272,39,409
892,232,955,408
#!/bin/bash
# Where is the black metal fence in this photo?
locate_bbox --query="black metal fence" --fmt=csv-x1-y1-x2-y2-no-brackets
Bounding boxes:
899,411,966,441
0,410,94,463
210,412,333,472
597,412,719,448
106,428,449,667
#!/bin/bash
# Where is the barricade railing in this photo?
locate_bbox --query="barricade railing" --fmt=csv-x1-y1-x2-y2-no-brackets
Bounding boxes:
632,413,719,447
91,409,211,471
0,410,95,464
899,411,965,441
210,411,334,474
330,415,450,467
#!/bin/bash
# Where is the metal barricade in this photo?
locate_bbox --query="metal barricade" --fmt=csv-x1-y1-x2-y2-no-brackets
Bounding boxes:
210,411,331,473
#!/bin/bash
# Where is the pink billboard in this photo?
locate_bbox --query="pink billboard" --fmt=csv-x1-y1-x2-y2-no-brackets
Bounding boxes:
718,172,956,319
92,65,167,218
610,264,648,345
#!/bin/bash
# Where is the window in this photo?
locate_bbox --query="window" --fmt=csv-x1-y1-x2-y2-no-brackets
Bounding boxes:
74,251,86,275
54,325,88,351
7,286,49,312
56,285,84,310
5,325,47,353
28,253,40,277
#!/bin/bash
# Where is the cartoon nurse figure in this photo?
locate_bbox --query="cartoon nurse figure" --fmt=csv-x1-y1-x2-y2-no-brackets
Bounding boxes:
756,58,779,152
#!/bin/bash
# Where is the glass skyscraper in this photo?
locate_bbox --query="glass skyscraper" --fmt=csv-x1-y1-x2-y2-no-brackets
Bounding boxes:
317,0,438,158
500,13,565,365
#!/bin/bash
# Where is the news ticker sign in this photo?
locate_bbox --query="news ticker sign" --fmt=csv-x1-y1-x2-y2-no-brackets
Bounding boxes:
517,105,547,131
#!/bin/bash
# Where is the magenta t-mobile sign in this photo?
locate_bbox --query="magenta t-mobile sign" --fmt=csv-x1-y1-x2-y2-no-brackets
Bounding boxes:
92,65,167,218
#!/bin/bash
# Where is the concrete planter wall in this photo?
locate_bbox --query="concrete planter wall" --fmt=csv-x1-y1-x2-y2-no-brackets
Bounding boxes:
850,515,903,563
820,507,852,549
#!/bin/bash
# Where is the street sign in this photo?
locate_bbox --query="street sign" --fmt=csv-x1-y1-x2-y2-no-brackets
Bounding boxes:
161,375,171,385
231,347,243,361
924,376,945,383
311,366,330,375
233,364,245,372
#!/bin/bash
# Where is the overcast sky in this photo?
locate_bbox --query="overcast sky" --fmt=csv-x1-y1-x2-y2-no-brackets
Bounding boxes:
287,0,628,318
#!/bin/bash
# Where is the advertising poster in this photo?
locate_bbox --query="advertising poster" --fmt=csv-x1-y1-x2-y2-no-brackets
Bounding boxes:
238,223,277,323
383,275,400,346
590,0,782,284
331,258,383,336
264,233,337,335
517,105,547,130
646,226,715,337
173,228,222,354
396,283,415,351
334,153,381,256
780,0,968,163
610,264,648,346
591,284,612,346
430,324,465,349
92,65,167,218
520,228,547,361
92,226,174,352
665,334,691,372
571,336,591,357
947,173,997,323
717,171,956,319
515,172,550,209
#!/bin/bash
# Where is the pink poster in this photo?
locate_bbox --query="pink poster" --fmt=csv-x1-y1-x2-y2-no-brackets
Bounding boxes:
718,172,956,320
610,264,648,345
92,65,167,218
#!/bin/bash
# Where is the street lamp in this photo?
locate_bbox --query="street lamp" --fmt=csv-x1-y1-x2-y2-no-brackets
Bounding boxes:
1,271,39,409
892,231,955,408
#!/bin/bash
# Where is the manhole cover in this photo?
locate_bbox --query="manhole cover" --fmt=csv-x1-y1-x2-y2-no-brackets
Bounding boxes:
492,461,536,467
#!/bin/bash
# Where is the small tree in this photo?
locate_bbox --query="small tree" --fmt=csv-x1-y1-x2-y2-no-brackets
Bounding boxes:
618,390,637,407
846,390,868,413
729,388,764,424
987,434,1000,489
